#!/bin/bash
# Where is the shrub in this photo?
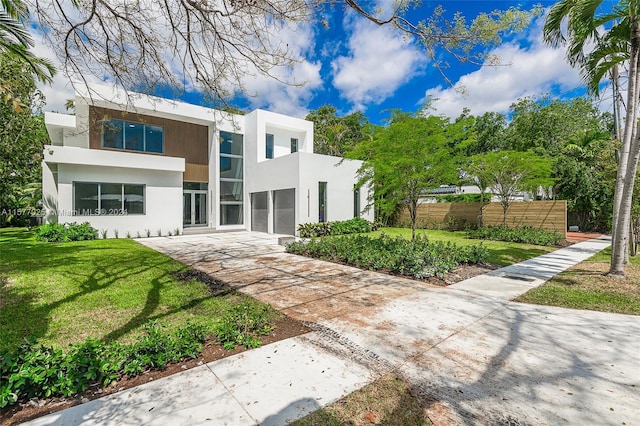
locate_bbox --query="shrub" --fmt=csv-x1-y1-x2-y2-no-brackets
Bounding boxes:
286,233,488,279
297,218,377,238
466,225,563,246
36,222,98,242
0,321,210,408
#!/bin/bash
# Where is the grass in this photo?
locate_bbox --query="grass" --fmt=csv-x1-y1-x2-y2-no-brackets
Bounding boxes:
516,248,640,315
292,374,431,426
368,228,556,266
0,227,272,351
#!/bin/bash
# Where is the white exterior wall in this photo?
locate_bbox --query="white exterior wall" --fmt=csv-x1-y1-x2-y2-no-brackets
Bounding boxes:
245,151,373,235
297,153,373,224
54,164,182,238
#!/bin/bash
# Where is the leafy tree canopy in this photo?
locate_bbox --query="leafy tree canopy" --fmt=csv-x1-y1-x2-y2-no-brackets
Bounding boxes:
349,110,457,238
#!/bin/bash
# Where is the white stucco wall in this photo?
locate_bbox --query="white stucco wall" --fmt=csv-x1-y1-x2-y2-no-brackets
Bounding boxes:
54,164,182,238
244,151,373,235
297,153,373,224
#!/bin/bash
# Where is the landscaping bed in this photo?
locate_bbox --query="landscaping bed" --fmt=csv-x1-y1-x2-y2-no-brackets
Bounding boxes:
0,228,311,424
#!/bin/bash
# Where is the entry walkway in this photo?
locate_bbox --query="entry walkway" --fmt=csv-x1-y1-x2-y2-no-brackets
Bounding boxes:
27,234,640,425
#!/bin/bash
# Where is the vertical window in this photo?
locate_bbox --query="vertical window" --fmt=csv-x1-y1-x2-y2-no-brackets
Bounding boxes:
354,188,360,218
125,122,144,151
74,183,99,213
291,138,298,153
220,131,244,225
145,125,164,153
266,133,274,159
319,181,327,223
102,120,124,149
124,184,145,214
100,183,123,212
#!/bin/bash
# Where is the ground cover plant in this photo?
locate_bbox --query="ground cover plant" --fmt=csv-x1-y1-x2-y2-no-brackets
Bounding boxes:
367,228,556,266
0,228,283,409
516,248,640,315
286,233,489,279
466,225,563,246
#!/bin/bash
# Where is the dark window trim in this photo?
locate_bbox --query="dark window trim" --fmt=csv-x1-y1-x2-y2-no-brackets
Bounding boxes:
73,181,146,216
101,119,165,154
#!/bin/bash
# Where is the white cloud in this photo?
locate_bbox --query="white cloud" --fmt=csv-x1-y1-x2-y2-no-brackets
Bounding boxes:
241,22,323,118
331,15,425,110
31,35,76,113
423,18,584,118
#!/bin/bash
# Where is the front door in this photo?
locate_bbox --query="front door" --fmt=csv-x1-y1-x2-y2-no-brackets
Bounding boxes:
183,190,207,227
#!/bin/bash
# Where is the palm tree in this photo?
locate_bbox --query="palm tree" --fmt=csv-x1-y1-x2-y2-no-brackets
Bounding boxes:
544,0,640,277
1,0,54,84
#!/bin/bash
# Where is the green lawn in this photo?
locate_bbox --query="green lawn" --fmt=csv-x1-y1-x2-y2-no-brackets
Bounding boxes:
0,228,265,351
369,228,556,266
516,248,640,315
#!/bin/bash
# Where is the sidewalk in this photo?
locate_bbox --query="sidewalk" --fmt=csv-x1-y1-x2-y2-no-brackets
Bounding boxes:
25,235,640,425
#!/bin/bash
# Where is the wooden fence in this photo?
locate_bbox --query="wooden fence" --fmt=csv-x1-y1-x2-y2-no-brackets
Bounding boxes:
398,200,567,236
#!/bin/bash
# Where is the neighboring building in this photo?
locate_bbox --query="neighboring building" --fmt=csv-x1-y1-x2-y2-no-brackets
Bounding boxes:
42,84,372,237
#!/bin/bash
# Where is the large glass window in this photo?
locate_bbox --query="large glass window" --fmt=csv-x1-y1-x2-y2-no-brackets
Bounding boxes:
219,131,244,225
102,119,164,153
101,183,123,212
220,131,243,155
124,184,145,214
220,181,243,202
266,133,274,159
145,125,163,153
102,120,124,149
219,157,243,180
74,183,99,213
73,182,145,215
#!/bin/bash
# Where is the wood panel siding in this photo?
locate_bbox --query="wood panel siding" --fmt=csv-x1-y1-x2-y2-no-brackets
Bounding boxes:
399,200,567,236
89,106,209,165
184,163,209,182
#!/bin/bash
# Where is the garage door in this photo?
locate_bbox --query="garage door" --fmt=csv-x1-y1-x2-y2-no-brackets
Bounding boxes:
273,188,295,235
250,192,268,232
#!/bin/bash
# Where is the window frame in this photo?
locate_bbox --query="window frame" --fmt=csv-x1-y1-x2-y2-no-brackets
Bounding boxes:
101,119,165,154
291,137,298,153
73,182,146,216
266,133,274,159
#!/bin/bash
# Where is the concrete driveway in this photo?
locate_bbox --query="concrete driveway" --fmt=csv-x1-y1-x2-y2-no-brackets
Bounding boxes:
140,232,640,425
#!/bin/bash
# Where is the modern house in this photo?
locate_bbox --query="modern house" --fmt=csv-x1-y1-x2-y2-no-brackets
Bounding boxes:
42,84,372,237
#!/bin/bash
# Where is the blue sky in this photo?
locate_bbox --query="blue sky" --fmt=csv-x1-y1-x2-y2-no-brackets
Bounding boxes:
33,1,603,123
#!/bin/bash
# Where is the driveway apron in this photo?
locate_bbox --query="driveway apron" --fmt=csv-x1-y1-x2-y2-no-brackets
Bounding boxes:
139,232,640,425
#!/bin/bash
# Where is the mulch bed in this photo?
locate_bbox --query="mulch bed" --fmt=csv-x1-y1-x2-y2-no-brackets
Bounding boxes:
0,315,310,425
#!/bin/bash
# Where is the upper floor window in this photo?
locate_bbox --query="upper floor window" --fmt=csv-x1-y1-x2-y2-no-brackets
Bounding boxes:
102,119,164,154
291,138,298,153
266,133,274,159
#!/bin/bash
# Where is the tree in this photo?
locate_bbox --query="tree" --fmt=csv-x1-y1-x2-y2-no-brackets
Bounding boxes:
506,96,606,155
0,53,49,227
466,151,554,226
348,111,456,239
26,1,540,107
305,105,368,156
1,0,54,88
544,0,640,277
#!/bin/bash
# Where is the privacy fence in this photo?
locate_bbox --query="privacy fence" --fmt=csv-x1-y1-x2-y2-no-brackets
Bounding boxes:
398,200,567,237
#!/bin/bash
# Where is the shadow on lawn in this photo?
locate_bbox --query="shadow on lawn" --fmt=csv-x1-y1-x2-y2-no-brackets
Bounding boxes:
0,229,226,350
